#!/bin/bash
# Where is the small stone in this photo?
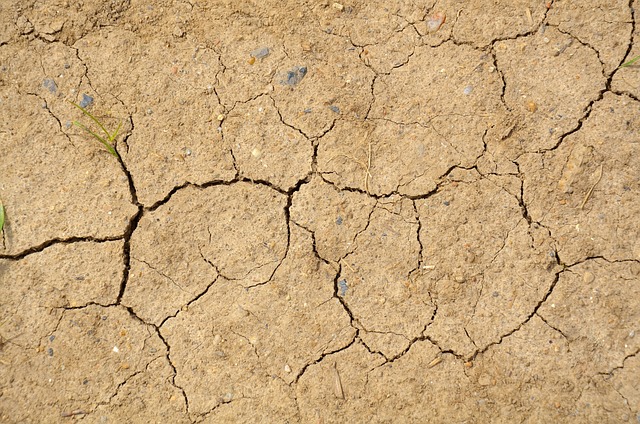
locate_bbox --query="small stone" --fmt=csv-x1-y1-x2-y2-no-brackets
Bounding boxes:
332,2,344,11
526,100,537,113
463,85,473,95
43,78,57,93
454,274,466,283
281,66,307,86
47,348,54,357
583,271,595,284
338,279,348,296
217,114,225,121
251,148,261,158
79,93,94,108
173,27,184,37
250,47,270,59
284,364,292,373
426,12,446,32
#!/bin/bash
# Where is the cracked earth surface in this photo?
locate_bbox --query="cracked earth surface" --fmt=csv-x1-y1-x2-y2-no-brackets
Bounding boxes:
1,0,639,422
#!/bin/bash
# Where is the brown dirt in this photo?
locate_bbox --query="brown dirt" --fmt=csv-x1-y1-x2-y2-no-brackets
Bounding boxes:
1,0,639,422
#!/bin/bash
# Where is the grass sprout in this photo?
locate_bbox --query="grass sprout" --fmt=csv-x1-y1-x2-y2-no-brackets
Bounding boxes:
620,54,640,68
70,101,121,158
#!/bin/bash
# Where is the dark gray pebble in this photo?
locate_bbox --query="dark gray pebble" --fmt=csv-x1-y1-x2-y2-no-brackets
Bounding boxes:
43,78,57,93
338,279,348,296
281,66,307,86
79,93,94,108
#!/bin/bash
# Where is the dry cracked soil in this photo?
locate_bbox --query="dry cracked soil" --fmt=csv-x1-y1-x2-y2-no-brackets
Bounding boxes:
1,0,640,423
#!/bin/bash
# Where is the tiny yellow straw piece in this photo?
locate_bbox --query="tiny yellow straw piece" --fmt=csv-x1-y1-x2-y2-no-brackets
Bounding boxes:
580,164,603,209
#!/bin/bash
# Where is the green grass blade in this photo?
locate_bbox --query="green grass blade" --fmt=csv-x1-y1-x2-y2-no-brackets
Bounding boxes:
620,54,640,68
110,121,123,142
69,101,112,140
73,121,119,157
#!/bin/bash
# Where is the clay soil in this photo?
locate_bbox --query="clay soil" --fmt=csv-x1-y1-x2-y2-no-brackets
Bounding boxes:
1,0,640,422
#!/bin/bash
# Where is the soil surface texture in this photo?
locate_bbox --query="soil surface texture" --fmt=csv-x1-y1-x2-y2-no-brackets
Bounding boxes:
1,1,640,423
